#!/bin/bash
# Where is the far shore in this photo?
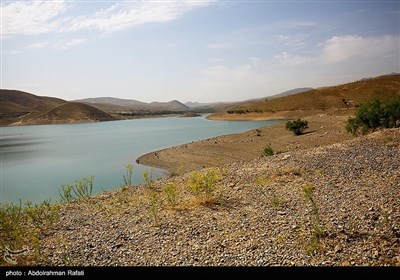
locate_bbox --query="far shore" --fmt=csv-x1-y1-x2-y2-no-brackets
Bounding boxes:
137,108,355,174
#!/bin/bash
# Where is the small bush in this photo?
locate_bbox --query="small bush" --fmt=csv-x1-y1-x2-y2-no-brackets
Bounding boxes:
263,143,274,156
285,119,309,135
143,169,154,189
301,183,326,255
59,176,94,203
123,164,134,186
0,199,60,265
187,168,222,202
163,183,178,206
148,190,161,225
346,96,400,136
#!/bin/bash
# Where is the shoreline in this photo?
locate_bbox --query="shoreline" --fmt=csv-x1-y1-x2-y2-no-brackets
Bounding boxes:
137,109,355,174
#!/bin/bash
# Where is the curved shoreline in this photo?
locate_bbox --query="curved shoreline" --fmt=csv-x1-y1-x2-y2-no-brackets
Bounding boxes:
137,110,354,175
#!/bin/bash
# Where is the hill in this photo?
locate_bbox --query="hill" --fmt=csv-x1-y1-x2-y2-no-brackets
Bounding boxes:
0,89,66,114
76,97,189,114
267,87,314,99
0,89,67,125
14,102,118,126
212,74,400,120
75,97,147,107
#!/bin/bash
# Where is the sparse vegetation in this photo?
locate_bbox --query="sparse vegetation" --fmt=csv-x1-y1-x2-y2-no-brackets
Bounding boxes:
59,176,94,203
346,96,400,136
0,199,60,265
301,183,326,255
271,193,281,210
143,169,154,189
187,168,222,203
123,164,134,186
263,143,274,156
285,119,309,135
148,190,161,225
163,183,178,206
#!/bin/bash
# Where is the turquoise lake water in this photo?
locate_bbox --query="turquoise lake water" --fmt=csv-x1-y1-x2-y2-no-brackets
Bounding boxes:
0,116,282,204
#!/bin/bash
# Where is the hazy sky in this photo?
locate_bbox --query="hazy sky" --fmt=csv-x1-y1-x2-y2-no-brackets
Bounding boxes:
1,1,399,103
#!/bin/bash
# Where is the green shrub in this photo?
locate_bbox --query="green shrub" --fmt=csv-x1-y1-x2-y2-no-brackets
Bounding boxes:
143,169,154,189
123,164,134,186
285,119,309,135
263,143,274,156
0,199,60,265
301,184,326,255
59,176,94,203
163,183,178,206
187,168,222,201
346,96,400,136
148,190,160,225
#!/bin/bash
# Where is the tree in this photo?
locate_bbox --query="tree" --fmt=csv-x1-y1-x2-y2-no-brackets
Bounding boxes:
285,119,309,135
346,96,400,136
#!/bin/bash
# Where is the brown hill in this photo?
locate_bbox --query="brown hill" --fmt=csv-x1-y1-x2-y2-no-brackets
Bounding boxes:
0,89,67,125
227,74,400,114
15,102,118,126
0,89,66,114
76,97,190,114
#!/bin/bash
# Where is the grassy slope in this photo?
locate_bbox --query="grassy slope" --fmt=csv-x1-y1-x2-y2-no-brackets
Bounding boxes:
18,102,118,125
228,74,400,113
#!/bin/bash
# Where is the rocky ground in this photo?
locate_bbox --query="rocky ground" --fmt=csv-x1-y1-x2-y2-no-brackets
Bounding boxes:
35,128,399,266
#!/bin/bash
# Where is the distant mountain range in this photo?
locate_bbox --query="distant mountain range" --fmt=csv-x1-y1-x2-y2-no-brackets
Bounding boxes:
75,97,190,113
1,73,399,126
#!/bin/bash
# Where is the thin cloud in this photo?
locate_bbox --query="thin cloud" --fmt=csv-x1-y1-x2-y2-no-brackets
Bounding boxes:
321,35,399,63
274,52,312,65
1,1,214,38
1,0,71,38
66,1,214,34
54,38,86,50
26,42,49,49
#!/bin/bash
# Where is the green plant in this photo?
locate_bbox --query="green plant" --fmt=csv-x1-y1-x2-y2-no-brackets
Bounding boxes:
148,190,161,225
0,200,24,251
143,169,154,189
346,96,400,136
163,183,178,206
187,168,222,202
123,164,134,186
301,184,326,255
263,143,274,156
285,119,309,135
0,199,60,265
271,193,281,210
24,200,59,230
59,176,94,203
255,176,269,186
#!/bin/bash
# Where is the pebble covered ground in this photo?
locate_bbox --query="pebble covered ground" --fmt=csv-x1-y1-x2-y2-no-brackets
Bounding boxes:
36,128,399,266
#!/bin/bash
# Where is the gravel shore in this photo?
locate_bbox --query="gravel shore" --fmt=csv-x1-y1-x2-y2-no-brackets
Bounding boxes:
138,110,354,174
37,128,399,266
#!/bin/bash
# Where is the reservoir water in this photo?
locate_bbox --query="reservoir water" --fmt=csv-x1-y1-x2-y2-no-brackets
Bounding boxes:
0,116,282,204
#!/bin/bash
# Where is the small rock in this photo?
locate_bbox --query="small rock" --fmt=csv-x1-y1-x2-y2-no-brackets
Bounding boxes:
342,260,350,266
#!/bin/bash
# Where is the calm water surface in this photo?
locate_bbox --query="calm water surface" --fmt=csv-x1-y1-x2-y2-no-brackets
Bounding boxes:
0,117,282,204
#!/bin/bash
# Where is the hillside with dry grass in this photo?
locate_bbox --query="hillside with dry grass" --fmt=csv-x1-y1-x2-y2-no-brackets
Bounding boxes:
14,102,118,126
212,74,400,120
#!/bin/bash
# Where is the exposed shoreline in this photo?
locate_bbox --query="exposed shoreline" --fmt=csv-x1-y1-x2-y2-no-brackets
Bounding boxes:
137,109,355,174
36,128,400,266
